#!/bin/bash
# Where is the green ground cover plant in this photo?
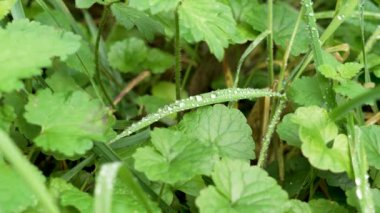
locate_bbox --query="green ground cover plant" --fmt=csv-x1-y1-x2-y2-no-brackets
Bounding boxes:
1,0,380,212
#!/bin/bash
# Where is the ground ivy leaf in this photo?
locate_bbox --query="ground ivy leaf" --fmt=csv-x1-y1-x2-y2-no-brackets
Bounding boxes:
0,0,16,20
360,125,380,170
0,19,80,93
49,178,93,212
133,128,215,184
129,0,180,14
288,76,327,106
242,2,308,56
24,89,115,159
337,62,363,80
292,106,351,173
319,64,341,81
179,0,237,60
108,37,173,73
334,81,370,104
111,3,163,40
179,104,255,160
308,199,348,213
276,114,302,147
285,200,312,213
0,161,43,213
196,158,288,212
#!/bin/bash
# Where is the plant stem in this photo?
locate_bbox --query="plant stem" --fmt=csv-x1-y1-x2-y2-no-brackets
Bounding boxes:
277,6,304,91
10,0,25,19
233,30,270,88
95,6,115,108
0,130,60,213
257,98,286,168
174,6,182,101
359,0,370,83
110,88,284,142
267,0,274,86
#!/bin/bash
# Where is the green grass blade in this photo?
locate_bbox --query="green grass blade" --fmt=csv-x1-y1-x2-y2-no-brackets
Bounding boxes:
0,130,59,213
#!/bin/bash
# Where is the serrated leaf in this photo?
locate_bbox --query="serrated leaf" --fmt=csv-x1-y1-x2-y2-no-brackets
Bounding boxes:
334,81,370,104
319,62,363,82
360,125,380,170
288,76,327,106
319,64,341,81
308,199,348,213
337,62,363,79
0,0,16,20
277,114,302,147
75,0,108,8
242,2,309,56
111,3,163,40
49,178,93,212
133,128,214,184
196,158,288,212
292,106,351,173
285,200,311,213
24,90,115,159
179,0,237,60
0,161,41,213
179,104,255,160
129,0,180,14
0,20,80,93
108,37,173,73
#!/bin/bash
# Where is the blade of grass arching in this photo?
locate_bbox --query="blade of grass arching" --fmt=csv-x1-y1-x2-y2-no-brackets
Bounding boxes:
329,86,380,121
92,142,176,213
315,10,380,20
0,130,60,213
110,88,283,142
347,115,375,213
110,128,150,150
94,162,156,213
267,0,274,86
233,30,270,88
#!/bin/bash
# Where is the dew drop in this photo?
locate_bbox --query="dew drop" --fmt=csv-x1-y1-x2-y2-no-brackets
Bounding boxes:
195,95,203,102
355,178,361,186
356,188,363,200
211,94,217,99
337,15,345,21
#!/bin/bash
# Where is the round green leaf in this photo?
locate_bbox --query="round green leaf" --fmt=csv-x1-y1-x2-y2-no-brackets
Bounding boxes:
179,104,255,160
292,106,350,173
24,90,115,159
196,158,288,212
133,128,215,184
0,20,80,93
